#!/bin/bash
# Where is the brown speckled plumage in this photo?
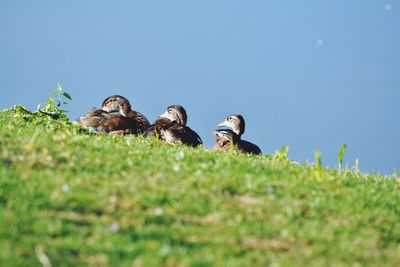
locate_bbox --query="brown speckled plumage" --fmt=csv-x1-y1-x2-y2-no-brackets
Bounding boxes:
213,129,261,155
76,95,149,135
145,105,202,147
214,114,261,155
102,95,150,134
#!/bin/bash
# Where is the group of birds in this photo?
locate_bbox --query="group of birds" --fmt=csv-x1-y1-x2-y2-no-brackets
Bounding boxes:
76,95,262,155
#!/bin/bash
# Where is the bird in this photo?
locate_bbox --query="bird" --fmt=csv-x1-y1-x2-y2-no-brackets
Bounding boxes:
217,114,245,137
101,95,150,134
214,114,262,155
145,105,203,147
76,95,150,135
213,129,241,152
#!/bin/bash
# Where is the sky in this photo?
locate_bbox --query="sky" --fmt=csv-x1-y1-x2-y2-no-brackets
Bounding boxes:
0,1,399,175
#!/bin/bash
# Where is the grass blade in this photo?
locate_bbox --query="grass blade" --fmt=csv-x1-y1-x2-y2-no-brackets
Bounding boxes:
338,144,347,173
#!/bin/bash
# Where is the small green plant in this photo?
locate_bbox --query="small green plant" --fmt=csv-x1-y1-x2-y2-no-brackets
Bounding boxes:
354,158,359,175
313,150,327,180
314,149,322,171
338,144,347,173
38,83,72,119
273,145,289,161
314,149,322,178
345,162,350,175
393,169,399,179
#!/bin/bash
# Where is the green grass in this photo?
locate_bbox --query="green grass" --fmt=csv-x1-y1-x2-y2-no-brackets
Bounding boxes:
1,106,400,266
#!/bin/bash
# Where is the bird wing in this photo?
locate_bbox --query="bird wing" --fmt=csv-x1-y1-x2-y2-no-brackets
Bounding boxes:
171,125,203,147
239,140,262,155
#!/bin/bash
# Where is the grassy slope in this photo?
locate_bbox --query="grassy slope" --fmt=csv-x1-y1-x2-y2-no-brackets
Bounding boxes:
0,106,400,267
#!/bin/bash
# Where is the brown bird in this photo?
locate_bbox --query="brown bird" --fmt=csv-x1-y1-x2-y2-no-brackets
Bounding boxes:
101,95,150,134
217,114,245,137
145,105,203,147
214,115,262,155
76,95,149,135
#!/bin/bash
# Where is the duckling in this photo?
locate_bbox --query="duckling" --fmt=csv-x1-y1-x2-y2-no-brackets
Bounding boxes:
75,107,112,130
215,115,261,155
102,95,150,134
217,114,245,137
145,105,187,140
76,104,137,134
76,95,149,135
213,129,239,152
145,105,203,147
213,129,262,155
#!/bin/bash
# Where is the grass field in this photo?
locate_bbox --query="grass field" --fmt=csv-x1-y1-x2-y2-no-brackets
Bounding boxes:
1,105,400,266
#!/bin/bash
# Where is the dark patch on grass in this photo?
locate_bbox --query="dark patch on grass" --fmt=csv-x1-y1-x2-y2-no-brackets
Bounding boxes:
2,159,12,167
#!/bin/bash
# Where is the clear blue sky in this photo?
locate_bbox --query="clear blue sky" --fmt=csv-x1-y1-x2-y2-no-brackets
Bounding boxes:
1,1,399,175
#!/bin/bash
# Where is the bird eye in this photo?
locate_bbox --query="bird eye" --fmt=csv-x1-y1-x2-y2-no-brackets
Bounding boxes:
228,116,232,121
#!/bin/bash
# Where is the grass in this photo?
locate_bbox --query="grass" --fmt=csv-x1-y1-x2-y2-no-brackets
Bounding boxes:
1,105,400,266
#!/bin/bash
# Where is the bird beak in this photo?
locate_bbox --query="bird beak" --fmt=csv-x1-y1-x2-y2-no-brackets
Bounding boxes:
217,119,228,128
217,119,234,131
159,110,169,119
